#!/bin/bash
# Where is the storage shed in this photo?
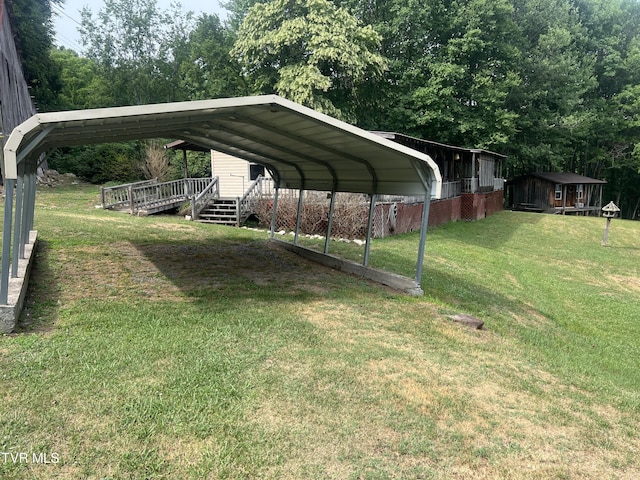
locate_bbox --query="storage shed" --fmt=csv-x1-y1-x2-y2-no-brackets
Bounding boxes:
508,172,606,215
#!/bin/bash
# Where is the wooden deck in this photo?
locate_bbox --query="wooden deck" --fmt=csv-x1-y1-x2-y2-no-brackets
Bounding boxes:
101,178,216,215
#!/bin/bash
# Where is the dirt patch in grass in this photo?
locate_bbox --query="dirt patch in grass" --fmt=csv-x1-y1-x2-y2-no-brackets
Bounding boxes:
22,239,345,323
607,274,640,293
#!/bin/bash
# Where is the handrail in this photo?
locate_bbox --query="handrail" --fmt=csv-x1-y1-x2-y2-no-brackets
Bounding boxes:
130,177,214,213
238,175,264,225
440,181,461,199
101,178,158,209
191,177,220,220
102,177,215,215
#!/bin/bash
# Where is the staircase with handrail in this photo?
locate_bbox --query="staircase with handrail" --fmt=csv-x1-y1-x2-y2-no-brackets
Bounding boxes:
194,175,266,226
101,175,266,227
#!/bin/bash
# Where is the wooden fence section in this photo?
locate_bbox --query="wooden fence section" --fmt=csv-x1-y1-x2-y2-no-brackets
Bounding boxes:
101,177,218,215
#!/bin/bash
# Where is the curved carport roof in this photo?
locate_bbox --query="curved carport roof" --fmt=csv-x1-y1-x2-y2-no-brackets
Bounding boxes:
3,95,441,196
1,95,441,311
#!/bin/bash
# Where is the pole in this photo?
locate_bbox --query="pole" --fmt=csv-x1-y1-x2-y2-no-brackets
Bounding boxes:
324,190,336,254
415,192,431,287
363,194,376,267
270,188,280,239
294,189,304,244
602,217,612,246
11,174,23,276
1,179,15,304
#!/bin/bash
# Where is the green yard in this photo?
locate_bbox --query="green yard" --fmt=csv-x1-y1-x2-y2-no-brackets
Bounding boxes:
1,184,639,479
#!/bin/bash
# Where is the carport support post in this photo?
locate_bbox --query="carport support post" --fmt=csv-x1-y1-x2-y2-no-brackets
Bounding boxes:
269,187,280,239
25,167,36,232
19,166,32,258
415,193,431,287
294,189,304,244
363,194,376,267
11,170,24,276
1,179,15,304
324,190,336,254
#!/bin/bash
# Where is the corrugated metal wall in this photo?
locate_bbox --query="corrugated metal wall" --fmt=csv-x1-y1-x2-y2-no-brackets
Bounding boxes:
0,2,36,142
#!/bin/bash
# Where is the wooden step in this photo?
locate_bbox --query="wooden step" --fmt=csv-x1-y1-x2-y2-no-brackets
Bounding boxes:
194,198,242,225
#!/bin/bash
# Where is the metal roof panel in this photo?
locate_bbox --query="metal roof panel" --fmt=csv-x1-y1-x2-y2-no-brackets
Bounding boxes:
4,95,442,197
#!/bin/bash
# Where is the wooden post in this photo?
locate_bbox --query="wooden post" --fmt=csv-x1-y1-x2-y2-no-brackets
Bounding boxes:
129,185,134,214
602,217,612,246
601,201,620,245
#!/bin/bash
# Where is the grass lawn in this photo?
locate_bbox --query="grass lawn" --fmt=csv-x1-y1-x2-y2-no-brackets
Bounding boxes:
1,183,639,479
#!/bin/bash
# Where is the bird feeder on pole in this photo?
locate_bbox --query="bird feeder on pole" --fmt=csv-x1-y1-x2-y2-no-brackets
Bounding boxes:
601,201,620,246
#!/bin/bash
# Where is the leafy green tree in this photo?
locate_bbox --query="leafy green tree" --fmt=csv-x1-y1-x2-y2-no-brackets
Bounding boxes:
49,142,145,183
335,0,522,147
504,0,596,173
181,14,248,100
230,0,387,120
49,48,111,110
10,0,62,111
222,0,266,29
79,0,194,106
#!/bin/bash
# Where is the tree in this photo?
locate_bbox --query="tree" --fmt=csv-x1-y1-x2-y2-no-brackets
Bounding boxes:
10,0,62,111
404,0,521,149
230,0,387,120
334,0,522,148
49,48,110,110
180,14,248,100
79,0,194,106
222,0,266,30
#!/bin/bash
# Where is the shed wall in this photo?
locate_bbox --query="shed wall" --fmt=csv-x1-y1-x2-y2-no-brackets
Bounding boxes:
0,4,35,144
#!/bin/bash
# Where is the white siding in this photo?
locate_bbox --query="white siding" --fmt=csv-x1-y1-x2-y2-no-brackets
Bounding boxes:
210,151,272,197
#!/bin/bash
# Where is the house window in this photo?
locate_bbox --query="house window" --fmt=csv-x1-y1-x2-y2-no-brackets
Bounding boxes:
577,184,584,200
249,163,265,180
555,184,562,200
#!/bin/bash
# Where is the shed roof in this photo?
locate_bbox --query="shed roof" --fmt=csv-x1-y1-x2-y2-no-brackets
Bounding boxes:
525,172,607,185
3,95,441,197
374,132,507,159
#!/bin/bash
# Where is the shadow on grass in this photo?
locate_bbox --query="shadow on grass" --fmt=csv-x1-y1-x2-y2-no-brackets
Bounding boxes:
16,240,62,334
128,234,381,305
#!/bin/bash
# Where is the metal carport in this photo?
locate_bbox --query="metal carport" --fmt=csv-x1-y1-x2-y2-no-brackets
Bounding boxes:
1,95,441,323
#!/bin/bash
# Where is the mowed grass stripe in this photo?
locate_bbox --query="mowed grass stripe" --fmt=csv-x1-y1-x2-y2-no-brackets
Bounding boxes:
0,184,639,479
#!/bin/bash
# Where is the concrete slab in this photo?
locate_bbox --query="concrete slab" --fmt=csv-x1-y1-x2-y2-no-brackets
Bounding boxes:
0,231,38,333
272,239,423,296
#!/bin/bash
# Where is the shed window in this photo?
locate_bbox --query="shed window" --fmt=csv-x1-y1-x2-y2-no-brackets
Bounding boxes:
555,184,562,200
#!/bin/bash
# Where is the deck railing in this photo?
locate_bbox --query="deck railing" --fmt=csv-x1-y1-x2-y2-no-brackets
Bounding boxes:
440,181,461,199
191,177,220,220
462,177,478,193
101,179,158,210
102,177,216,214
129,178,209,213
238,175,266,225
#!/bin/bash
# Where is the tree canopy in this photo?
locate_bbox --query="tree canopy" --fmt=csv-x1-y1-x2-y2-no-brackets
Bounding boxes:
10,0,62,110
230,0,387,120
8,0,640,217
